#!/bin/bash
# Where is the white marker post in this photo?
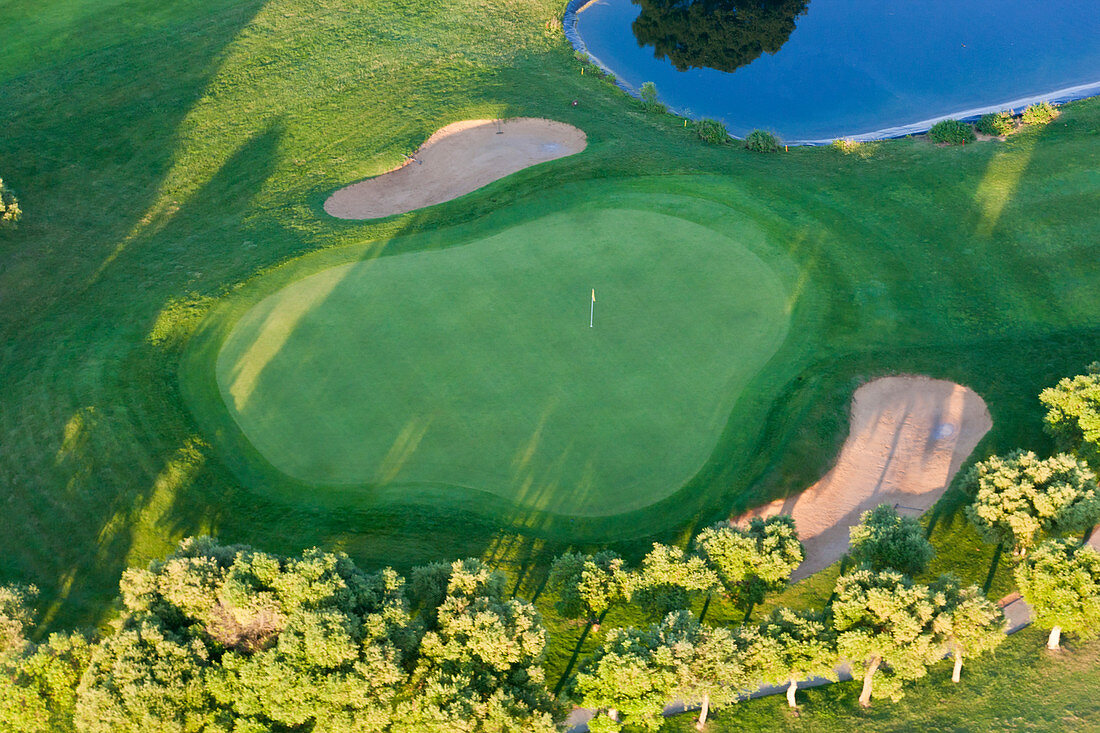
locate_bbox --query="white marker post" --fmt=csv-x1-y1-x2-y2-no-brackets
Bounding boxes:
590,288,595,328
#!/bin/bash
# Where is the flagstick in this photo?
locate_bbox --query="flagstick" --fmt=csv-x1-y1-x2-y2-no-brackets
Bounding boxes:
590,289,595,328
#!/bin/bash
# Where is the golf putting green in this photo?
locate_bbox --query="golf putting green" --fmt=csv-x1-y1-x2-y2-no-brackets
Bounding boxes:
214,207,790,515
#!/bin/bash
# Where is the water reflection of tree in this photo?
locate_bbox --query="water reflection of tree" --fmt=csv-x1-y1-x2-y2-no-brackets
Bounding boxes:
632,0,810,73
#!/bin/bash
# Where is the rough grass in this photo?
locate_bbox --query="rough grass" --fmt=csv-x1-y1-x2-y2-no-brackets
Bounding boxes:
1,0,1099,682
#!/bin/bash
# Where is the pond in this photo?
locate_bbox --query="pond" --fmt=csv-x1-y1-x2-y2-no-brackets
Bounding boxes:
568,0,1100,142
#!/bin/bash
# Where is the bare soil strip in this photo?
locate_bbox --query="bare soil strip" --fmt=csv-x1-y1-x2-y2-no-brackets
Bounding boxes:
323,118,587,219
737,376,992,580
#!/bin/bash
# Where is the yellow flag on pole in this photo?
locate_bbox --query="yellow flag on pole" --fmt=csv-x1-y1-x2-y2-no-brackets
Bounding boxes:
591,288,596,302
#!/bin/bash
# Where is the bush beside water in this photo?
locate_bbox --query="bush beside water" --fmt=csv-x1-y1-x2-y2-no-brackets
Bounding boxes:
694,118,729,144
744,129,779,153
976,112,1014,137
1021,102,1057,124
928,119,975,145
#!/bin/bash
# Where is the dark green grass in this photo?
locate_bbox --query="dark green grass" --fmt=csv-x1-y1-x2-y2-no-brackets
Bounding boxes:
200,204,790,516
1,0,1099,663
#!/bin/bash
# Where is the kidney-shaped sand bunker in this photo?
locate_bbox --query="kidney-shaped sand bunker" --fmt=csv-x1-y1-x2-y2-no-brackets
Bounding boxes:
216,208,791,516
324,118,587,219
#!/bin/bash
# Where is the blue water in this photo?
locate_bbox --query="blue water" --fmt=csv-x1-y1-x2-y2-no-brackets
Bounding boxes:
572,0,1100,142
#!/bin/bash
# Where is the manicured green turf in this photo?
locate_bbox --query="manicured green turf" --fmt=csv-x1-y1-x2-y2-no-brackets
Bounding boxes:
206,205,790,515
2,0,1100,660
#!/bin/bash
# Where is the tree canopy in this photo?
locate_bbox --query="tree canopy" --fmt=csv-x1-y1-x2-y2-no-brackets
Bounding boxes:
398,559,556,732
929,575,1004,682
961,450,1100,553
1040,364,1100,469
75,537,416,732
631,543,719,618
848,504,934,576
66,539,555,733
547,551,630,627
693,516,803,614
573,623,675,732
1014,538,1100,650
831,570,942,707
631,0,811,73
756,607,837,707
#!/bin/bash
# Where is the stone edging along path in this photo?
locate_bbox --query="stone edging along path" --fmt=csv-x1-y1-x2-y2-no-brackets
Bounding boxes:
323,118,586,219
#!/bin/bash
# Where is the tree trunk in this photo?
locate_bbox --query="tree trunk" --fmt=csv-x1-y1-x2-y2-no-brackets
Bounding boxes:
859,656,881,708
786,678,798,708
695,692,709,730
607,708,619,722
1047,626,1062,650
952,651,963,683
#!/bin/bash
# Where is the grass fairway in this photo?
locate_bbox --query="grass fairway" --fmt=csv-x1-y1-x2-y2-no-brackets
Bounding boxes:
206,206,790,515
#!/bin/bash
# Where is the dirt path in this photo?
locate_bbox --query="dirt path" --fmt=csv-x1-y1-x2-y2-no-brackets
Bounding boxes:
323,118,587,219
736,376,992,580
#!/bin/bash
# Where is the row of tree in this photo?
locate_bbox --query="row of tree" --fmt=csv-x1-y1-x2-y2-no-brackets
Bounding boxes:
548,515,804,632
571,505,1009,731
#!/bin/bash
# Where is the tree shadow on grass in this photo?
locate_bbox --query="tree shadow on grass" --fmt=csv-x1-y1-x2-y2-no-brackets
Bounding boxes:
0,0,275,633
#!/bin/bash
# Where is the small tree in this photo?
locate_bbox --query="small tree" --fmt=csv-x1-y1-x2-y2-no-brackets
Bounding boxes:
632,543,719,618
848,504,934,576
832,570,941,707
547,551,629,630
638,82,664,113
0,585,36,657
757,608,837,708
961,451,1100,554
694,517,803,617
1015,538,1100,650
0,178,20,229
573,625,675,732
1040,364,1100,469
929,575,1005,682
656,611,752,730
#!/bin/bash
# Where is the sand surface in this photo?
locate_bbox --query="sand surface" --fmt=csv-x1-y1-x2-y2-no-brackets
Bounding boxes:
737,376,992,580
323,118,587,219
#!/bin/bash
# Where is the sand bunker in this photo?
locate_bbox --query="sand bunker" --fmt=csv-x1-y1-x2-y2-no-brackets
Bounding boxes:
737,376,992,580
323,118,587,219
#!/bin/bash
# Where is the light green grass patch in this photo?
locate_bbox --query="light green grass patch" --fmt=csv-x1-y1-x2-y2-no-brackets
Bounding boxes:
212,206,791,515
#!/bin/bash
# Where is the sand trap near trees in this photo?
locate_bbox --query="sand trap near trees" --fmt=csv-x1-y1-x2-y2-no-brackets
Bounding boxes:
737,376,992,580
323,118,587,219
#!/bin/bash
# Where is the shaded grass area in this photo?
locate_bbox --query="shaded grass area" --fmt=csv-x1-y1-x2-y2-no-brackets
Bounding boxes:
0,0,1099,672
659,627,1100,732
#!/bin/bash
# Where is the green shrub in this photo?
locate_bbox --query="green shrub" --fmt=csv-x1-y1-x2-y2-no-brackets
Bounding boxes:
928,119,975,145
976,111,1014,137
639,81,663,113
744,129,779,153
0,178,19,229
1021,101,1057,125
693,118,728,144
